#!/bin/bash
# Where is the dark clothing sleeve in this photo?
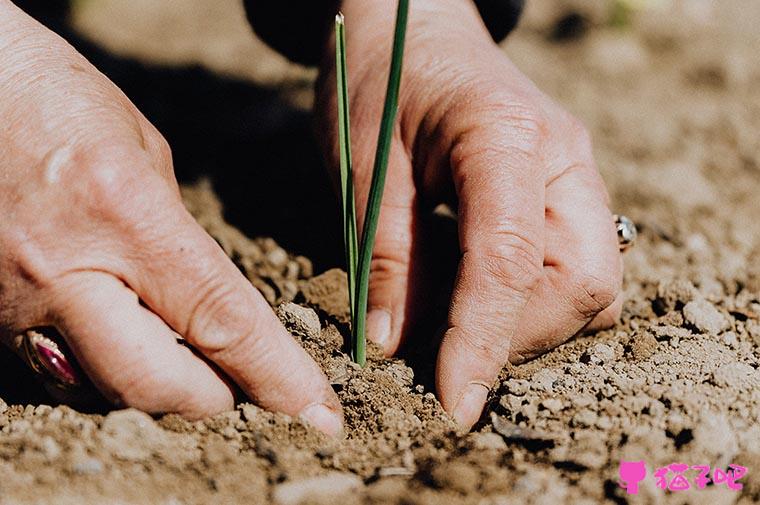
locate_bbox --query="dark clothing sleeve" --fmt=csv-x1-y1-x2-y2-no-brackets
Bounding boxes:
243,0,524,66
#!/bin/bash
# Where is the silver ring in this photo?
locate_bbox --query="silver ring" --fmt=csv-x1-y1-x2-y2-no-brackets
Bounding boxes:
614,214,637,252
21,329,82,390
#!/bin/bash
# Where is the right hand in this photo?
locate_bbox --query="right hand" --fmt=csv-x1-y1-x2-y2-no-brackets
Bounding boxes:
0,1,342,435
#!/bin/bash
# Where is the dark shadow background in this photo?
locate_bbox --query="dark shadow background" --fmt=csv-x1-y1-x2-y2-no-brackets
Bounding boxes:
4,0,345,405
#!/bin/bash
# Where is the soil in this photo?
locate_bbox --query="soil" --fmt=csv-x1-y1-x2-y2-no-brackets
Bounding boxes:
2,1,760,504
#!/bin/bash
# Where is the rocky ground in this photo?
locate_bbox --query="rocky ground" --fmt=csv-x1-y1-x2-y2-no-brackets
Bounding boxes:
1,0,760,503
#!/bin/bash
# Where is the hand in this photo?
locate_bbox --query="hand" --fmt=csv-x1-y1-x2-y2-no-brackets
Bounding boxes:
0,1,341,435
317,0,622,429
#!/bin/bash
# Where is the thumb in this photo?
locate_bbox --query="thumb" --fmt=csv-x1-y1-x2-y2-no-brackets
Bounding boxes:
359,143,420,355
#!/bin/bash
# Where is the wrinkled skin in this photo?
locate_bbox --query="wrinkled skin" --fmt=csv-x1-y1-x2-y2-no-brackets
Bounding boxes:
0,0,621,433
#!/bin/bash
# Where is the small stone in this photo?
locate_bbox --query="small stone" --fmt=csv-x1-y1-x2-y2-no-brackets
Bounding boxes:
572,409,598,428
656,279,698,312
712,362,760,388
721,331,739,348
693,412,738,463
295,256,313,279
503,379,530,396
100,409,166,462
581,343,615,365
383,363,414,389
36,436,61,461
531,369,560,393
272,473,363,505
276,302,321,339
71,453,104,475
627,331,658,360
266,248,289,269
573,394,596,409
595,416,613,430
284,261,300,280
490,413,554,447
469,432,507,451
430,462,479,494
683,299,729,335
540,398,564,414
34,405,52,417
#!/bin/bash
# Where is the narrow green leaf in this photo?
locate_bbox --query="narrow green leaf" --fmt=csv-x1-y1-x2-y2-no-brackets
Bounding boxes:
353,0,410,367
335,14,359,339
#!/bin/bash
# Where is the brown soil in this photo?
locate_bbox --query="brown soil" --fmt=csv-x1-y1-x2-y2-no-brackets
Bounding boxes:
2,1,760,504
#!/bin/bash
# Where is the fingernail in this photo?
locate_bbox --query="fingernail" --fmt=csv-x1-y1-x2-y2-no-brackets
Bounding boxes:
366,309,391,350
452,382,490,430
299,403,344,437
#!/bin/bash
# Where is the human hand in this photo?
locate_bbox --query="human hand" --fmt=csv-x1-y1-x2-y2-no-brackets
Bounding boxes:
317,0,622,429
0,1,341,435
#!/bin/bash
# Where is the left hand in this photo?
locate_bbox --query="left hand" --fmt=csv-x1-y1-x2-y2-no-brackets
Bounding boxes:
316,0,623,429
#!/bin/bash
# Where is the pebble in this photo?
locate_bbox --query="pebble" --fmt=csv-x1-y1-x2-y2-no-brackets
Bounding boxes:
503,378,530,396
693,412,738,464
712,362,759,388
531,369,560,393
656,279,698,312
469,432,507,451
540,398,564,414
572,409,598,428
266,247,288,269
36,436,62,461
240,403,263,423
581,343,615,365
683,299,729,335
100,409,167,462
431,462,479,494
276,302,321,339
272,473,363,505
71,453,105,475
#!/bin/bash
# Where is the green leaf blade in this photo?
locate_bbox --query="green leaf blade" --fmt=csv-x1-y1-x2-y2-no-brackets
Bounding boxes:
353,0,410,367
335,14,359,346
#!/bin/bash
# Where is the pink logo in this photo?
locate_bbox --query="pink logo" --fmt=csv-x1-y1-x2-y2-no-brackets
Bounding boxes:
619,462,748,495
619,460,647,495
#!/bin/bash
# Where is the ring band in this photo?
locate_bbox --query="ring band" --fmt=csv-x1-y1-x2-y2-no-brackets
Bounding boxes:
614,214,637,252
21,329,81,390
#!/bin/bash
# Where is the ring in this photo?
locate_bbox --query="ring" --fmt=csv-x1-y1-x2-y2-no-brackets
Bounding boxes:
21,329,82,390
614,214,637,252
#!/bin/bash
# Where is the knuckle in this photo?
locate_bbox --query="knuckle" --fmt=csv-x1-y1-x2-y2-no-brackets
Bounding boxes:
446,91,550,170
451,326,509,366
143,126,173,171
567,115,594,158
370,253,409,285
185,277,260,356
471,231,542,296
72,144,148,220
567,266,620,320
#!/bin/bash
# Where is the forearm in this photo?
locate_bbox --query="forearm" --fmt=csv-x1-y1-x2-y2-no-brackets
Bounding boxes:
243,0,523,65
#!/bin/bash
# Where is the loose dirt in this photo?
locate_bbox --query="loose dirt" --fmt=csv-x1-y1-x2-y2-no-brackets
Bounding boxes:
2,1,760,503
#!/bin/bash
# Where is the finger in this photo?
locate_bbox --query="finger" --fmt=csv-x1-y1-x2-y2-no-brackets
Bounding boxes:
436,122,546,430
359,143,423,355
510,166,622,363
583,295,623,332
49,271,234,419
117,179,343,436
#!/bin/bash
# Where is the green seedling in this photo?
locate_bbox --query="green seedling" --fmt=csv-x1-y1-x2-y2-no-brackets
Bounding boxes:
335,0,410,366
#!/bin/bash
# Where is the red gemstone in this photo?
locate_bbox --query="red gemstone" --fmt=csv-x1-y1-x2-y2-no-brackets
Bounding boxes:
35,342,80,386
